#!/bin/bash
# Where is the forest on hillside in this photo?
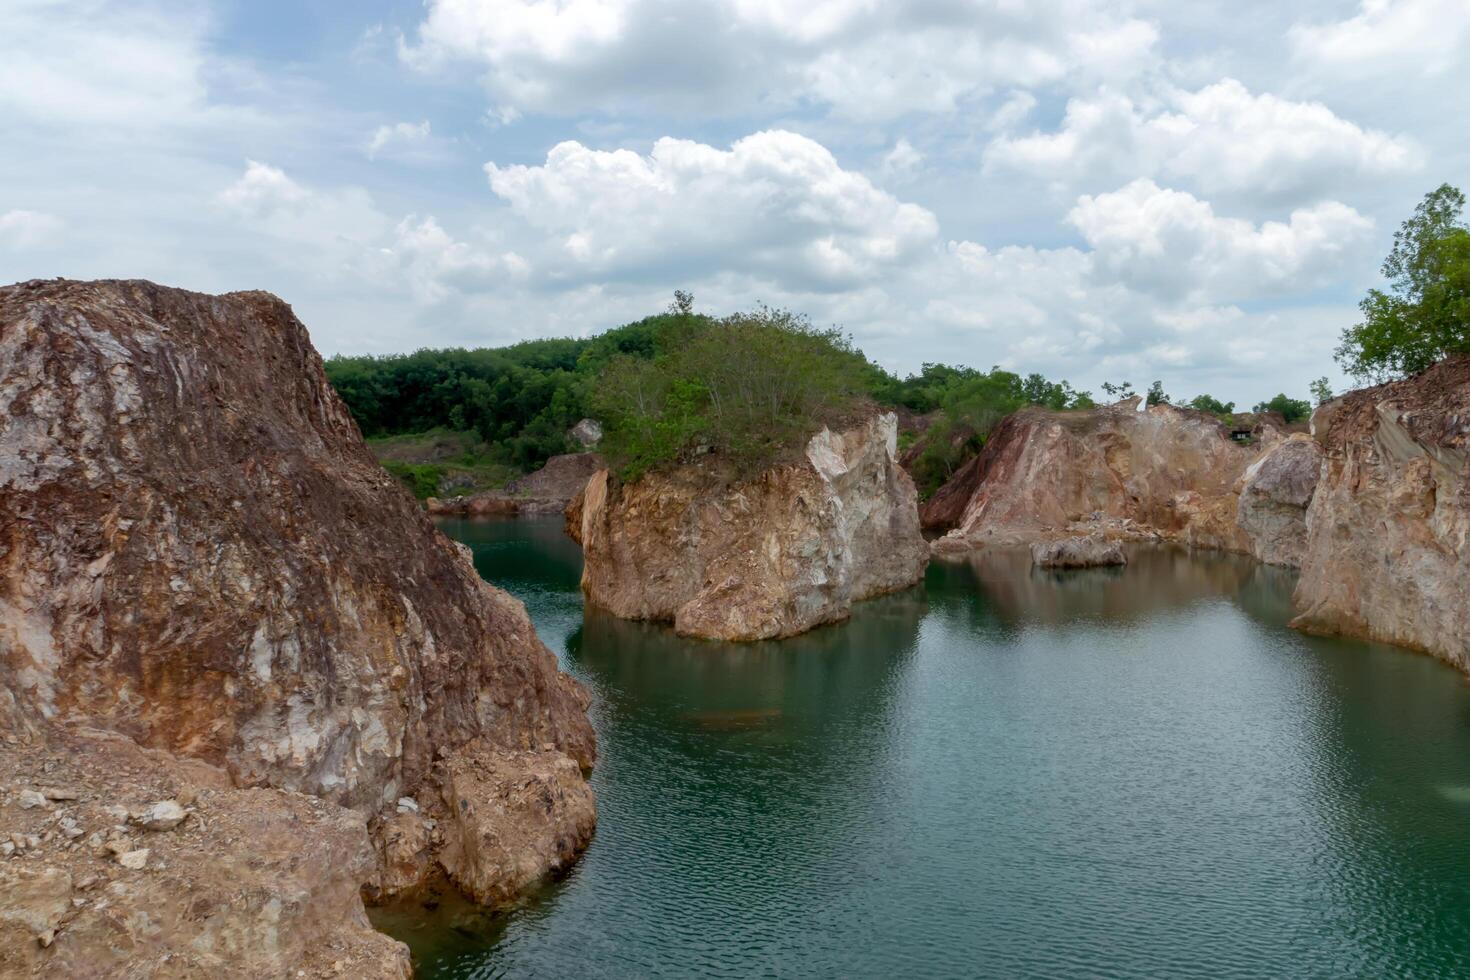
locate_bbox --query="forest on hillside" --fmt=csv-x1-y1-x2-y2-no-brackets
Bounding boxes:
325,295,1312,499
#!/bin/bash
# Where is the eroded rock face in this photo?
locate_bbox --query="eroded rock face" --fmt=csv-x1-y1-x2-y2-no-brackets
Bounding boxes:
0,279,598,956
1291,357,1470,671
0,729,411,979
571,413,928,640
1030,535,1127,569
931,399,1269,553
1237,435,1323,568
1,279,593,802
434,742,597,906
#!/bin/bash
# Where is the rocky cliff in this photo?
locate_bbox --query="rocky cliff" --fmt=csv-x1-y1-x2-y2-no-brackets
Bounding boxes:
1236,434,1322,568
569,413,928,640
0,279,598,968
930,399,1268,553
1290,356,1470,671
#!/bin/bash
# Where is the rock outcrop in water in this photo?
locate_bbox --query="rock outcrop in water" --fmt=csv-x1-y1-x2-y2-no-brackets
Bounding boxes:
1290,356,1470,671
1236,435,1322,568
930,399,1268,553
1030,535,1127,569
0,279,597,969
568,413,928,640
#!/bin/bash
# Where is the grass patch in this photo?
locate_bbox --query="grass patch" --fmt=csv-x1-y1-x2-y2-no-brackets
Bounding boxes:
369,428,521,499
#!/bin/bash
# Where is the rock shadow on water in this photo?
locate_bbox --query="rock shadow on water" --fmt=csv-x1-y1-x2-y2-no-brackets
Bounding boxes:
929,543,1263,631
567,585,929,741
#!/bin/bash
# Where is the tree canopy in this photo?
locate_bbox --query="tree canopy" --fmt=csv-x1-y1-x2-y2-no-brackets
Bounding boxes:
1253,393,1312,424
593,306,875,479
1336,183,1470,382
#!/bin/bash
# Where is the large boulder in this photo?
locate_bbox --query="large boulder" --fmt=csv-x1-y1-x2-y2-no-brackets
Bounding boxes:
930,399,1268,553
570,413,928,640
0,279,598,953
1291,356,1470,671
1237,434,1322,568
1030,535,1127,569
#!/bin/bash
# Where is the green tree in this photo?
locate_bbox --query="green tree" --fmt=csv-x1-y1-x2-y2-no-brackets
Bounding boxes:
1253,393,1312,424
1100,380,1135,400
1145,380,1169,406
1309,377,1334,405
1336,184,1470,381
1187,393,1235,417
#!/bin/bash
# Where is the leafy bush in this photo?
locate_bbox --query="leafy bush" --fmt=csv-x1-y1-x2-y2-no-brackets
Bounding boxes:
382,461,446,500
1186,393,1235,417
1253,393,1312,424
594,306,874,479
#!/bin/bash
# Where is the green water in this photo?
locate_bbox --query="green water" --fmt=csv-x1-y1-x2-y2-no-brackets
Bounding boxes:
379,516,1470,979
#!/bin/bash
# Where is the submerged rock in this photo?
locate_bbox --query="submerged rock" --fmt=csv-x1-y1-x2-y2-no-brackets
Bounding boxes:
0,279,598,965
1237,435,1322,568
930,399,1271,554
569,413,929,640
1291,356,1470,672
1030,535,1127,569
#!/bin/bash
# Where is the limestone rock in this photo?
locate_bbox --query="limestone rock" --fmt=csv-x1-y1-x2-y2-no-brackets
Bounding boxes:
930,399,1269,553
571,413,928,640
0,279,599,963
371,810,435,901
0,278,594,803
1030,535,1127,569
136,799,187,831
569,417,603,448
434,743,597,907
1291,356,1470,671
115,848,149,869
0,730,411,979
1237,434,1323,568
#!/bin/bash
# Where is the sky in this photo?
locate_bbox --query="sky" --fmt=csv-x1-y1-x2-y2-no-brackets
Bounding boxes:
2,0,1467,405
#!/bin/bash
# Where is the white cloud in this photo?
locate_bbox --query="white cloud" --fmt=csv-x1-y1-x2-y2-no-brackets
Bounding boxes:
985,79,1420,201
986,90,1038,132
880,138,923,179
485,129,939,290
402,0,1159,119
1292,0,1470,74
0,210,64,249
217,161,394,283
1067,178,1373,302
906,232,1360,400
219,161,310,215
387,215,529,302
0,0,217,129
366,120,433,160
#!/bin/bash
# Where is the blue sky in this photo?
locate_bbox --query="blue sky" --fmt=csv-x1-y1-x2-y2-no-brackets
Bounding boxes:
2,0,1467,405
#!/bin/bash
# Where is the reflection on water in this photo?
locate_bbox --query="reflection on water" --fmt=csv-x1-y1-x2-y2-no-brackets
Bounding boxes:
381,517,1470,979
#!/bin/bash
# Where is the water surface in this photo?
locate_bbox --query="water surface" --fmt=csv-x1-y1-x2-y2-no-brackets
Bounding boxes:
377,517,1470,979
